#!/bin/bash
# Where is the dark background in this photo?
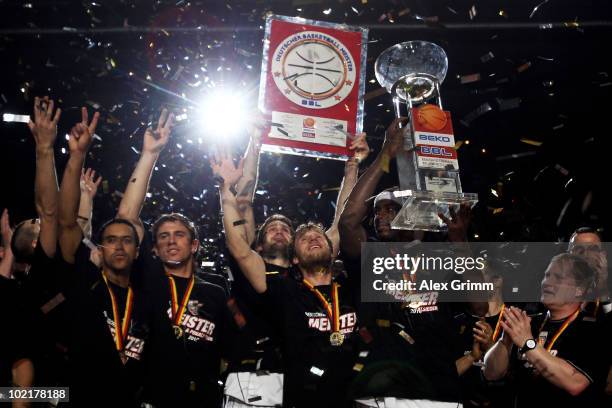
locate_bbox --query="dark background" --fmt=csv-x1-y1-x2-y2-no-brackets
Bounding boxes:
1,0,611,267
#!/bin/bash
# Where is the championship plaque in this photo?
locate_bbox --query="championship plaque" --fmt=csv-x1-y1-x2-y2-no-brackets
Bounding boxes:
258,15,368,160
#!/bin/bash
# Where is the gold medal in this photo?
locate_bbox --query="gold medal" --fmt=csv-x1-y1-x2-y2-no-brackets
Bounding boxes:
102,275,134,361
329,331,345,346
303,280,345,346
168,274,195,340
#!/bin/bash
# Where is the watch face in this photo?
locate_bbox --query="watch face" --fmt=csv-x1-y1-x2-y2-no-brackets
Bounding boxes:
271,31,357,109
526,339,536,349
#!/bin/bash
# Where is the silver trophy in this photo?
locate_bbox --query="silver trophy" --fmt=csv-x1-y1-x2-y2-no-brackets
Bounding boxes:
375,41,478,232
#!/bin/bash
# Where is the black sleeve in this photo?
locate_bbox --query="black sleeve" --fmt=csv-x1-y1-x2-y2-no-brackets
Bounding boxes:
25,239,64,292
262,275,285,304
71,241,105,289
219,300,239,360
439,303,469,360
560,320,610,385
226,251,263,307
0,278,35,382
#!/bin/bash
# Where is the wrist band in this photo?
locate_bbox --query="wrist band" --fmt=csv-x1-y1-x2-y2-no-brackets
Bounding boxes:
233,219,247,226
77,215,89,221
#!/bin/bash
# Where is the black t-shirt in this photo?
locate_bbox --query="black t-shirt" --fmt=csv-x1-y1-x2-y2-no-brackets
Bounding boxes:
342,251,463,402
16,240,71,387
147,273,231,407
0,275,34,386
454,310,513,407
265,275,359,408
226,252,300,372
28,241,153,407
137,237,232,407
512,311,609,407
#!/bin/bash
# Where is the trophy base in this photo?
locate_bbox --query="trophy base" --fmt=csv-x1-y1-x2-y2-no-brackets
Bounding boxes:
391,190,478,232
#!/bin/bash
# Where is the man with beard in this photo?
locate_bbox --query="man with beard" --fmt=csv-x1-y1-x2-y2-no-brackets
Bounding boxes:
338,117,470,406
115,111,233,407
216,120,369,406
217,152,360,408
229,115,370,257
223,214,295,407
483,253,609,406
211,133,296,406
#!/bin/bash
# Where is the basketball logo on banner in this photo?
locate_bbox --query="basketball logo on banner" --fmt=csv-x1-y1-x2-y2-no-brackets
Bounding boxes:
271,31,357,109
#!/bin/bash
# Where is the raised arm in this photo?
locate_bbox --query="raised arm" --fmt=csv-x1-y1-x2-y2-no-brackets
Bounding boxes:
338,117,406,258
58,108,99,264
28,96,61,257
326,133,369,256
1,209,14,279
211,149,267,294
234,116,265,246
116,109,173,242
493,306,591,396
483,332,513,381
11,358,34,408
76,168,102,240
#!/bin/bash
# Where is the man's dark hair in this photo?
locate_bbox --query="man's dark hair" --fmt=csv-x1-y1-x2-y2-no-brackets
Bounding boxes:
97,218,140,247
255,214,294,249
10,219,38,263
152,213,198,243
289,222,333,260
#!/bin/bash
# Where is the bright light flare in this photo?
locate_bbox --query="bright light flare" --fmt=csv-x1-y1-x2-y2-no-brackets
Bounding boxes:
199,90,250,138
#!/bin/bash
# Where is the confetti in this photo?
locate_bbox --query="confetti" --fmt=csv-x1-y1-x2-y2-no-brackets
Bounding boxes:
460,103,493,126
529,0,550,19
460,73,481,84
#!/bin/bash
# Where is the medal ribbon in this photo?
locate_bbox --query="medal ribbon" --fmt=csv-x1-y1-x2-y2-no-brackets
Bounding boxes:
302,280,340,333
491,304,505,342
538,308,580,351
102,275,133,351
167,274,195,326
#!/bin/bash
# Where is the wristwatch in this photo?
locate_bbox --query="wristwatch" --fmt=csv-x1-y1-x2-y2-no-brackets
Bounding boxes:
520,338,537,354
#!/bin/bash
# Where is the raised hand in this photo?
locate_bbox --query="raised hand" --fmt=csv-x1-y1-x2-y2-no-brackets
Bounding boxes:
210,147,244,187
143,108,174,154
246,110,269,134
1,208,12,249
80,168,102,199
381,117,408,159
470,337,483,361
473,320,495,352
68,107,99,155
439,203,471,242
499,306,533,348
28,96,61,149
349,132,370,163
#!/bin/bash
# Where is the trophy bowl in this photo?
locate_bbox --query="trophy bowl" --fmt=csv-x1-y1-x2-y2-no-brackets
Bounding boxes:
375,41,448,103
